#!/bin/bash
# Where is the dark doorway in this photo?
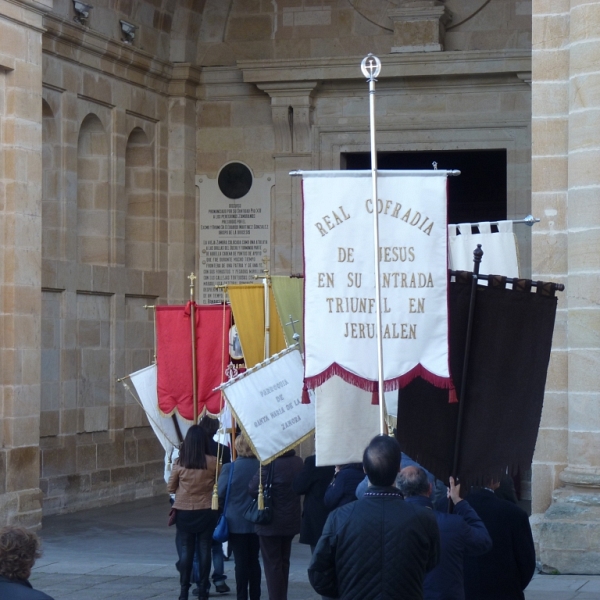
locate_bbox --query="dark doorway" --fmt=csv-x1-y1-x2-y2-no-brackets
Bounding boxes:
342,149,507,225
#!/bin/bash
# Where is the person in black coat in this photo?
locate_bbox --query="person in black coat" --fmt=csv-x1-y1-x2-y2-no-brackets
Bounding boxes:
463,484,536,600
249,449,304,600
293,454,335,551
0,527,55,600
309,436,440,600
323,462,364,511
398,467,492,600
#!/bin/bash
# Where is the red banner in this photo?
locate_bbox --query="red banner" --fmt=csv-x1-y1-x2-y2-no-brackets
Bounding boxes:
156,303,231,420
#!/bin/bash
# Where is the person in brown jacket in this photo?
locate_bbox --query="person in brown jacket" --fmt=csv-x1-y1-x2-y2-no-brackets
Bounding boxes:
168,425,219,600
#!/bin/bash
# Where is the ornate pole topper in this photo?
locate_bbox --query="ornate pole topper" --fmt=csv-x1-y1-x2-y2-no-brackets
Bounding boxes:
361,54,386,435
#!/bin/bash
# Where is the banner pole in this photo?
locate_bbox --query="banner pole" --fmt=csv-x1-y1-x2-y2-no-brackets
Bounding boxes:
362,54,386,434
262,257,270,361
188,273,199,423
451,245,483,483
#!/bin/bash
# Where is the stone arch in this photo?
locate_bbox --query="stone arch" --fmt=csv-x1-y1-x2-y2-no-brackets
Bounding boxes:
77,113,110,265
169,0,209,62
42,99,61,260
125,127,154,270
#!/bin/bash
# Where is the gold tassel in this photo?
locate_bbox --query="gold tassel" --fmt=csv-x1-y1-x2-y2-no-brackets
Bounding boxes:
258,482,264,510
211,483,219,511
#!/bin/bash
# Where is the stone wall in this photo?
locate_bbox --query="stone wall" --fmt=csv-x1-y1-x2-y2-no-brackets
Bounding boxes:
531,0,600,574
0,0,52,529
36,12,184,514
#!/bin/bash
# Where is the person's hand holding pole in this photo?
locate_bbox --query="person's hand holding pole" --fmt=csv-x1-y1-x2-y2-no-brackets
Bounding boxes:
448,476,462,505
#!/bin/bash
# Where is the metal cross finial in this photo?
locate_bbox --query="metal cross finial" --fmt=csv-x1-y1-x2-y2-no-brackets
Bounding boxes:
188,272,196,301
261,256,271,278
285,314,301,342
361,54,382,82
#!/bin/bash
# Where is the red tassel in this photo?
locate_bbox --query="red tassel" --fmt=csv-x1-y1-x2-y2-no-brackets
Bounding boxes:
448,387,458,404
301,382,311,404
371,384,379,405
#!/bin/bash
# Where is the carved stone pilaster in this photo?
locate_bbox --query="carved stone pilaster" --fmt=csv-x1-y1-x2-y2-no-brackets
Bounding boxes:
256,82,318,154
388,1,452,53
271,105,293,154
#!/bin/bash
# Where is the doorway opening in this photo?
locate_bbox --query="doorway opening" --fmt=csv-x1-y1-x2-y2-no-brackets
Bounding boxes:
342,149,507,225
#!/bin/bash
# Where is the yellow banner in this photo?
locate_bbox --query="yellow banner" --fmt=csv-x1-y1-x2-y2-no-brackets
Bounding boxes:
228,283,286,368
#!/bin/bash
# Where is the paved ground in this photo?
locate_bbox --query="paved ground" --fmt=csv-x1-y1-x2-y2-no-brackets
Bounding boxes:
29,496,600,600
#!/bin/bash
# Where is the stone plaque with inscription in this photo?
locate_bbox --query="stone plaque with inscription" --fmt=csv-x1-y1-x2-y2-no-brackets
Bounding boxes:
196,166,273,304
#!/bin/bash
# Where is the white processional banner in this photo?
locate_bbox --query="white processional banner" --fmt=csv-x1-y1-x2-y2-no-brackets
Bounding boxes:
219,347,315,464
302,170,452,392
126,364,192,482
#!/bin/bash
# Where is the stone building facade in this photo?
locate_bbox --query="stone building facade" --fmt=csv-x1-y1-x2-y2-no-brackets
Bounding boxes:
0,0,597,573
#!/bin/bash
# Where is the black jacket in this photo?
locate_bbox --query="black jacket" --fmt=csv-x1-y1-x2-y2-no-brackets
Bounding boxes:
292,454,335,546
323,463,364,511
405,495,492,600
309,486,440,600
0,576,54,600
248,450,304,537
463,489,536,600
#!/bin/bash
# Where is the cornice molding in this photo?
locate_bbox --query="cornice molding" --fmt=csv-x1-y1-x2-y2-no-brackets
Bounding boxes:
239,50,532,85
168,63,201,99
42,13,173,93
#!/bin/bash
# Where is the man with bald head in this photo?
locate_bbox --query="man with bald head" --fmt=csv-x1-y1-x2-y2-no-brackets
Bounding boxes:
398,466,492,600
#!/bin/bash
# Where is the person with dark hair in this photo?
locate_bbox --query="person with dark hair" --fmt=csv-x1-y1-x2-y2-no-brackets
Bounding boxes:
463,479,536,600
195,415,230,596
249,448,304,600
218,433,261,600
199,415,231,465
294,454,336,600
397,466,492,600
168,425,219,600
293,454,335,550
0,526,54,600
323,462,363,511
356,451,449,510
309,435,440,600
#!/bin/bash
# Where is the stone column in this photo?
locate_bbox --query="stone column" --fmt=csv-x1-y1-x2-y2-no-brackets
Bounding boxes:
255,82,318,274
167,64,200,303
0,0,52,528
534,2,600,573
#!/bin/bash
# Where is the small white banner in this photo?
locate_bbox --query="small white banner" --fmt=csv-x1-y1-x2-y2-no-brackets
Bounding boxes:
219,348,315,464
125,364,192,482
302,170,452,391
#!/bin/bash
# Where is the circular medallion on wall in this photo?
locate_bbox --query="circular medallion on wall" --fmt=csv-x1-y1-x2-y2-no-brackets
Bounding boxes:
218,162,253,199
